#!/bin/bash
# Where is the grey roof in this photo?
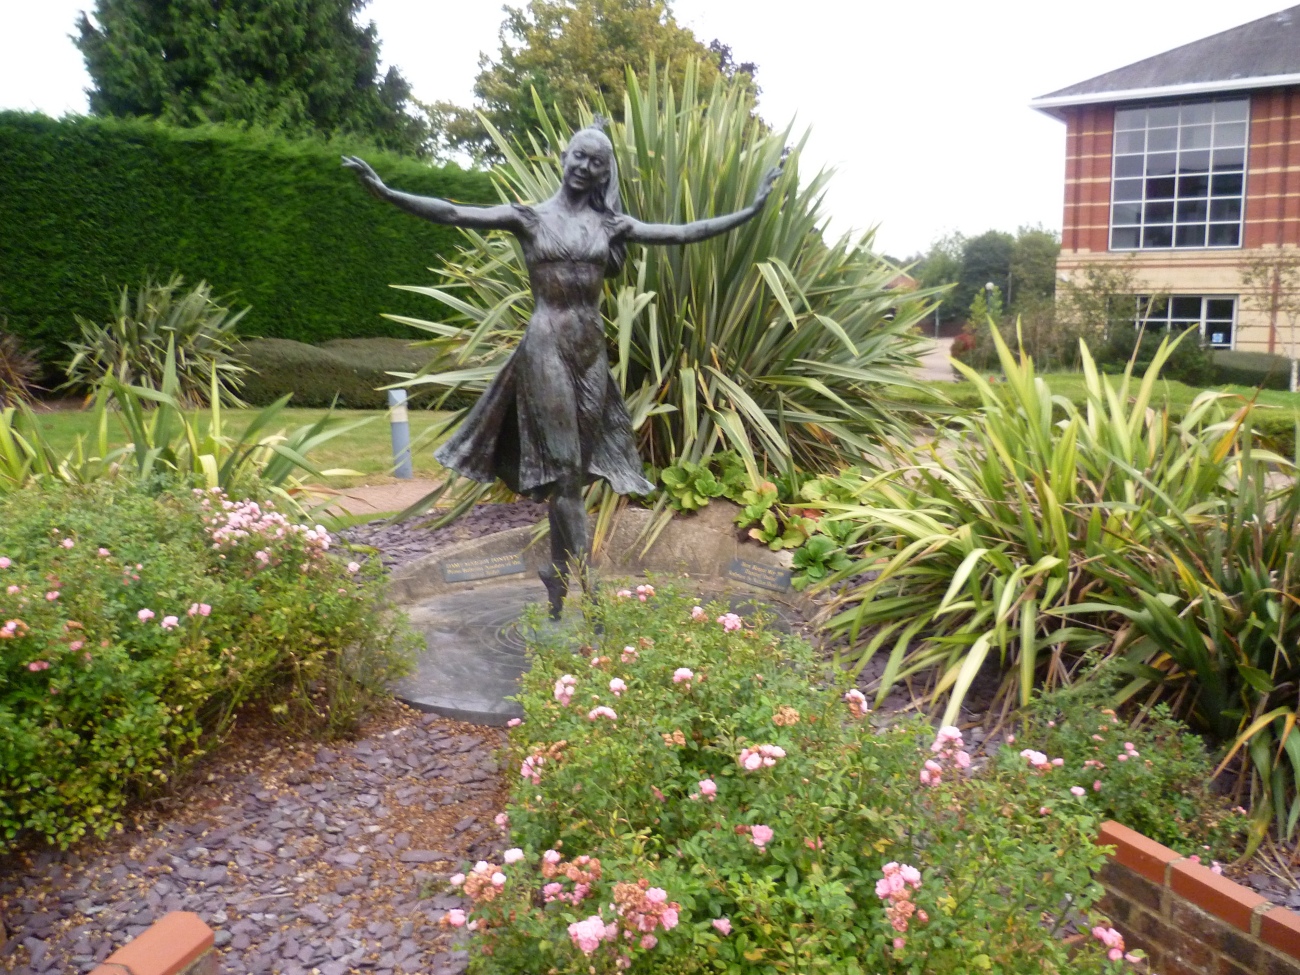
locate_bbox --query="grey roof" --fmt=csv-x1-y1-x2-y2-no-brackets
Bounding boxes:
1034,5,1300,104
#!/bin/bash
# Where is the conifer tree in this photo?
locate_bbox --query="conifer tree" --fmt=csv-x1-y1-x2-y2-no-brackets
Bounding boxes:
74,0,426,154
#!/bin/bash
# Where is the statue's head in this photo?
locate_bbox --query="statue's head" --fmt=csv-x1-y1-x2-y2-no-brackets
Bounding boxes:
561,123,619,215
560,120,625,277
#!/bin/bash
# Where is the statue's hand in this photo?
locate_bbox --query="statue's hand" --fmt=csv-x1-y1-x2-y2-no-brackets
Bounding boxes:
341,155,387,198
755,163,783,208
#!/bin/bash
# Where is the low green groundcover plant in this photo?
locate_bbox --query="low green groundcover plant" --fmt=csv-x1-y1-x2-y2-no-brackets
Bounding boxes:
449,585,1139,974
0,480,412,849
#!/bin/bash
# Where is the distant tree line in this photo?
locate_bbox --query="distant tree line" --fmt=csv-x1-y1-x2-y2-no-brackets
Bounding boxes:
73,0,757,163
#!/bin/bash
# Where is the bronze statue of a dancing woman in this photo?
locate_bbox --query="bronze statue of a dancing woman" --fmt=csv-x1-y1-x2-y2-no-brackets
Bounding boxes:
343,124,781,618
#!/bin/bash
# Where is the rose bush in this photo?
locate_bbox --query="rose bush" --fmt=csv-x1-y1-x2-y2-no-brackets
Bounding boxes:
1016,676,1246,862
0,480,413,849
456,585,1132,973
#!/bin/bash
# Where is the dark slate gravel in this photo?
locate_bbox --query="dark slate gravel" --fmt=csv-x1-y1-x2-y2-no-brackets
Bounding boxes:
0,712,506,975
340,500,547,571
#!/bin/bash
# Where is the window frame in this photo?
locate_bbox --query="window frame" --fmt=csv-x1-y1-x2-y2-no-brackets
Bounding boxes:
1126,294,1237,350
1108,97,1250,253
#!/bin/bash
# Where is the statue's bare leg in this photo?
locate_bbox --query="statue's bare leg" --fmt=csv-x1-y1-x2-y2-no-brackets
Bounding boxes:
540,474,588,620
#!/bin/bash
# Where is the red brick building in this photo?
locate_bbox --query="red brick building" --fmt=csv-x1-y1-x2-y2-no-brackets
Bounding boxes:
1031,6,1300,353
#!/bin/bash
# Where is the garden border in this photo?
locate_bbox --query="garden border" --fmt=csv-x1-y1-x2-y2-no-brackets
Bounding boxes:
87,911,216,975
1097,820,1300,974
61,822,1300,974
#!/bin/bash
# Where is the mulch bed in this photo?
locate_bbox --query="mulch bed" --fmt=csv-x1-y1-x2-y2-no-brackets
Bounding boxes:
0,703,504,975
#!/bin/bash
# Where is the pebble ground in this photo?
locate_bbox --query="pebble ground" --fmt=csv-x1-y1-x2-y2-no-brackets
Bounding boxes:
0,705,507,975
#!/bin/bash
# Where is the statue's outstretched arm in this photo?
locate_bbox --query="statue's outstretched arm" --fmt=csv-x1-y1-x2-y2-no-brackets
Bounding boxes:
623,164,782,245
342,156,523,232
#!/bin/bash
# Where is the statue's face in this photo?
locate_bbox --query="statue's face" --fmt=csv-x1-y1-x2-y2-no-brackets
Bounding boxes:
562,131,612,195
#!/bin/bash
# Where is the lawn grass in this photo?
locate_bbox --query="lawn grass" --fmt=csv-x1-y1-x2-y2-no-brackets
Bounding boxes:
902,372,1300,418
29,407,454,487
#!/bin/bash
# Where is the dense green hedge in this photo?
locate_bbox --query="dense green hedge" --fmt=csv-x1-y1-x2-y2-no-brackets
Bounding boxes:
236,336,465,409
0,112,494,361
1212,350,1293,391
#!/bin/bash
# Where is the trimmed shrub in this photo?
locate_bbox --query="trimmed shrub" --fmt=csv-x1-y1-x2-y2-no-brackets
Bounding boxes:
236,336,462,409
1212,349,1293,390
1096,326,1215,386
0,480,413,848
0,112,493,359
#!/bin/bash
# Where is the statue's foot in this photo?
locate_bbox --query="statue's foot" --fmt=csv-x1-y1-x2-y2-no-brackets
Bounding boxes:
540,572,567,621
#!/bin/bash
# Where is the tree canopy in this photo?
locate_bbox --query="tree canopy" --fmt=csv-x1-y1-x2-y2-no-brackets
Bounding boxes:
426,0,757,161
74,0,426,155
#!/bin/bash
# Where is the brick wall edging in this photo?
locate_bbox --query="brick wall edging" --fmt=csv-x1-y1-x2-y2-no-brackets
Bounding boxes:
88,911,216,975
1099,819,1300,960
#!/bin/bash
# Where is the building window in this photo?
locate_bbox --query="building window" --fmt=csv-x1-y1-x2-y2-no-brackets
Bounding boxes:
1110,99,1248,251
1129,295,1236,349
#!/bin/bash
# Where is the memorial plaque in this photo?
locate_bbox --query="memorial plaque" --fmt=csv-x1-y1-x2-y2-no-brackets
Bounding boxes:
726,557,792,592
443,552,527,583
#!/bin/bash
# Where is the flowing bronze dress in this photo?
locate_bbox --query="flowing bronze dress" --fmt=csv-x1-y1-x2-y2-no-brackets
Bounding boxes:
434,202,655,500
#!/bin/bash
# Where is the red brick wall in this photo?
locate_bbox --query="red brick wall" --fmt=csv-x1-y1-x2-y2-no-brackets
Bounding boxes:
1098,822,1300,975
1061,104,1115,254
1245,87,1300,248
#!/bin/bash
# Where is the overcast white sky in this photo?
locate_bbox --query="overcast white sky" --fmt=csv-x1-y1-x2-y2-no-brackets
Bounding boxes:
0,1,1292,256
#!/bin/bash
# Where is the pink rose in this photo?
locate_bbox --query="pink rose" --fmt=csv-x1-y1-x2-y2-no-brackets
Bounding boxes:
0,557,10,568
503,848,524,864
1071,786,1086,797
444,908,466,927
691,605,707,621
639,934,657,950
543,849,562,864
45,591,59,601
673,667,694,683
699,778,717,799
347,561,361,573
449,873,465,886
60,538,74,549
750,824,773,847
160,615,179,630
506,717,522,727
717,612,743,632
660,908,678,930
609,678,627,696
137,608,155,621
98,548,110,557
712,917,731,936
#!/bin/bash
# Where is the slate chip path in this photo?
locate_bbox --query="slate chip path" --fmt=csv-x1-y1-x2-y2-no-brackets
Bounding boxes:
0,708,508,975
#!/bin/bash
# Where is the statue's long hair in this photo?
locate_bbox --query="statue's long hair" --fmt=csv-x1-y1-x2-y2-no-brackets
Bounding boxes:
562,120,626,278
